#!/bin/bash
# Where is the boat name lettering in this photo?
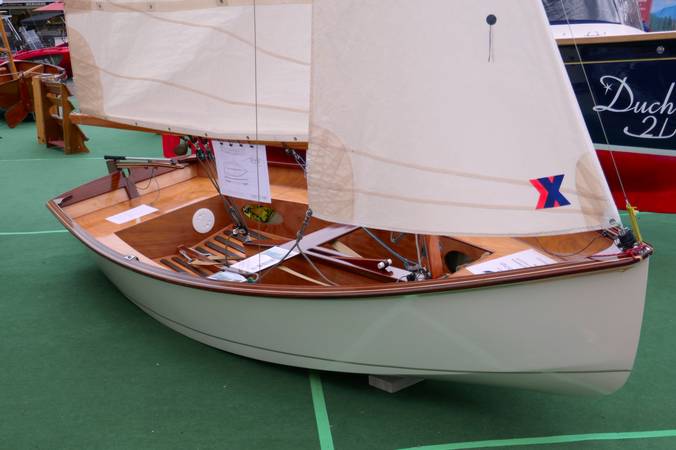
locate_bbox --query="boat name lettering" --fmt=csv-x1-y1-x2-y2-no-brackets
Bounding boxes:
592,76,676,140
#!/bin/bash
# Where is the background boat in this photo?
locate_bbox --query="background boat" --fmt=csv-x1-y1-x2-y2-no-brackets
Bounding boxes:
0,11,70,77
546,0,676,212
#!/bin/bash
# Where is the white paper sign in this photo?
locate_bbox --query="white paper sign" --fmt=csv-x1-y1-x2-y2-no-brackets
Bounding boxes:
231,246,299,274
466,249,556,275
105,204,158,225
213,141,271,203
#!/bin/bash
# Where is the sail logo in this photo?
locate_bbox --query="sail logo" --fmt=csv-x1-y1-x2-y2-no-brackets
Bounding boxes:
530,175,571,209
593,76,676,140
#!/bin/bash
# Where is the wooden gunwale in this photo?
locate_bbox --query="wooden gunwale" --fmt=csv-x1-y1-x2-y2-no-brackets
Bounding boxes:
47,198,649,299
57,165,179,208
0,60,66,81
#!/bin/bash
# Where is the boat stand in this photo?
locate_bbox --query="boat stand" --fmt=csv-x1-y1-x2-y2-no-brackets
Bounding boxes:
368,375,424,393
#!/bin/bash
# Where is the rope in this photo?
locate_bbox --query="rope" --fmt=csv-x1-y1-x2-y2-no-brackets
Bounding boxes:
536,233,605,258
254,151,337,285
558,0,631,207
361,227,417,269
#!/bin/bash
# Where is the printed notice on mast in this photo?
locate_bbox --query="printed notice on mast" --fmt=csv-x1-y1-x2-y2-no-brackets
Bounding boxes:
213,141,272,203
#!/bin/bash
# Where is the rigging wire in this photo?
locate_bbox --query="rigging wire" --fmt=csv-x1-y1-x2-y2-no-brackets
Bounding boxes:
252,0,260,143
136,167,157,189
558,0,630,207
536,233,606,258
135,167,161,205
115,163,161,206
252,148,336,285
559,0,645,247
191,139,248,234
420,235,432,275
361,227,417,269
256,209,336,285
252,0,264,274
301,252,338,286
415,234,423,271
289,141,418,277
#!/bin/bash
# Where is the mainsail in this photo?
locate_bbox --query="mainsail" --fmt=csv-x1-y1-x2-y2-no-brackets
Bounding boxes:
66,0,621,237
306,0,621,236
65,0,311,141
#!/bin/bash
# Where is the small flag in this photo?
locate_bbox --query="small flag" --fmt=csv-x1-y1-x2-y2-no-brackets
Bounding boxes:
530,174,571,209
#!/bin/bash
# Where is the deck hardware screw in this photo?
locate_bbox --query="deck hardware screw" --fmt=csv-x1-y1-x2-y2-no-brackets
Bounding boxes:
657,46,665,55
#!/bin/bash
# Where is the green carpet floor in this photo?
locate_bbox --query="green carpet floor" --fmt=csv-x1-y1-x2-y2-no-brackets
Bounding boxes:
1,120,675,449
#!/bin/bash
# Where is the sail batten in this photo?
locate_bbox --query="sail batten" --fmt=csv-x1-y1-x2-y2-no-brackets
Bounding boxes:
306,0,620,237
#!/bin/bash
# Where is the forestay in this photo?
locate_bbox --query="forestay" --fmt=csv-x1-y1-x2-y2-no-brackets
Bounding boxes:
307,0,621,237
65,0,311,141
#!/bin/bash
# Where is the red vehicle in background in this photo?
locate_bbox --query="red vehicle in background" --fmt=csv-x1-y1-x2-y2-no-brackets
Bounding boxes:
12,42,71,76
0,13,71,77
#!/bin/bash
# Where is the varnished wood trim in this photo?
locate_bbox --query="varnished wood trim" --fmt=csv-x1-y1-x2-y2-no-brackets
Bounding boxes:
70,113,166,134
47,199,650,299
58,165,180,208
70,113,309,148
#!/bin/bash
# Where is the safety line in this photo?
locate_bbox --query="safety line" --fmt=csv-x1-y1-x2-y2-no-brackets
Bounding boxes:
0,230,68,236
309,371,335,450
397,429,676,450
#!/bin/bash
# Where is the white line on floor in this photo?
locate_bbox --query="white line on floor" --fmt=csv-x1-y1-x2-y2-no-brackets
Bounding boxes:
0,230,68,236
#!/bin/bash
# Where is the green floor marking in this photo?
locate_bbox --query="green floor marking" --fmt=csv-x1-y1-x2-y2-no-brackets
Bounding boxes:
398,429,676,450
309,372,335,450
619,211,654,215
0,230,68,236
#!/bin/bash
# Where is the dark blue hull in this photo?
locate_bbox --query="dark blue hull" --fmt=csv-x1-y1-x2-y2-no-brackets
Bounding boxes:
559,33,676,212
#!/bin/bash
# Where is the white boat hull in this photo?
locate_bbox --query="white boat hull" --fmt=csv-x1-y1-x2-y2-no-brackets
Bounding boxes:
95,254,649,395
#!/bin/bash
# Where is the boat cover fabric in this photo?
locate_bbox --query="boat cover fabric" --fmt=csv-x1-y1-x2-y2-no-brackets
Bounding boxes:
307,0,621,237
64,0,310,141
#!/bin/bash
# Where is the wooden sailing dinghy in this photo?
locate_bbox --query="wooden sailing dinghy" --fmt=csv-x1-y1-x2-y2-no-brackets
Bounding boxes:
50,0,652,395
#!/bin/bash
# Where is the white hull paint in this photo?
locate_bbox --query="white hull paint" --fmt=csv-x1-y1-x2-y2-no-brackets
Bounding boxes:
95,254,649,395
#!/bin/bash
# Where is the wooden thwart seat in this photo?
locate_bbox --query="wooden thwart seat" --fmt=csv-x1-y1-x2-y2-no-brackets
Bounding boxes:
154,223,415,285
